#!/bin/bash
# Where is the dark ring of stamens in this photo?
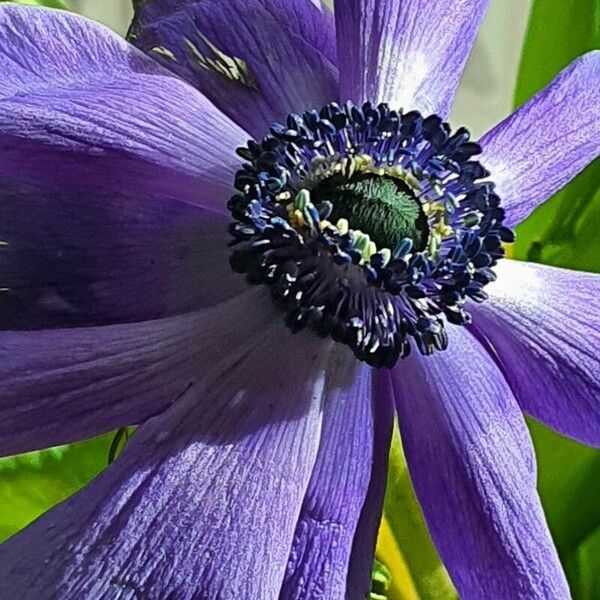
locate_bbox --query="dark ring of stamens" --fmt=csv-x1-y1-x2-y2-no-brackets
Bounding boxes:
228,101,514,367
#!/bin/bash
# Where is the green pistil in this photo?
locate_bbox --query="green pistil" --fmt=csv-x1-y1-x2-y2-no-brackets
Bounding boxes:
316,174,429,252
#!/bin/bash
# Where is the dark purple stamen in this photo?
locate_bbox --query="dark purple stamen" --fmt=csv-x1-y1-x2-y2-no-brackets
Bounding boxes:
228,101,514,367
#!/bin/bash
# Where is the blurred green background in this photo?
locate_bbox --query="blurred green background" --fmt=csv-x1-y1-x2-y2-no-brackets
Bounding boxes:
1,1,599,599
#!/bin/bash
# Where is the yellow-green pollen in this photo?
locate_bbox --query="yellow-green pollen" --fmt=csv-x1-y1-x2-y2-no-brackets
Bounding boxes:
276,155,458,264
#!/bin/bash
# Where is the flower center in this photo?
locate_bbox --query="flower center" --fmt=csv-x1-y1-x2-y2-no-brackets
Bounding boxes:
228,101,514,367
313,173,429,252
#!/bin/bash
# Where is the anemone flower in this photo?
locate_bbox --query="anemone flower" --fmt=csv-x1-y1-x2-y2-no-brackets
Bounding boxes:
0,1,598,598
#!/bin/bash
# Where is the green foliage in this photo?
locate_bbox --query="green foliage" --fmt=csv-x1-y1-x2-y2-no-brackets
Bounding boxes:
0,0,70,8
514,0,599,106
0,435,113,543
513,1,600,598
568,527,600,600
370,559,392,600
529,421,600,599
513,0,600,270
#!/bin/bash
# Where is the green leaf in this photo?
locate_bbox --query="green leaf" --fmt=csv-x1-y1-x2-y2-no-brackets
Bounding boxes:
513,0,600,270
514,0,599,106
527,418,600,600
0,0,70,9
512,1,600,597
0,435,113,543
370,559,392,600
528,420,600,556
566,525,600,600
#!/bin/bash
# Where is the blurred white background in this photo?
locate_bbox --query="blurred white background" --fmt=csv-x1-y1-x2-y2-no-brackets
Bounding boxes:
70,0,532,137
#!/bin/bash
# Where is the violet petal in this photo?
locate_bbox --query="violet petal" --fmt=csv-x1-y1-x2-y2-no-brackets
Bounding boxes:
391,327,570,599
481,52,600,228
0,5,248,327
281,348,374,598
0,290,276,456
0,324,331,598
128,0,338,139
346,369,394,599
0,5,248,214
129,0,337,64
335,0,489,117
0,187,245,329
471,259,600,447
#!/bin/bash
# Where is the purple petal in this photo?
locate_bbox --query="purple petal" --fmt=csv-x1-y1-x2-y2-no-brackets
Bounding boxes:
470,259,600,447
0,5,247,212
281,349,374,598
335,0,489,116
346,370,395,599
130,0,337,64
0,5,247,214
0,291,278,456
0,183,245,329
390,327,570,599
481,52,600,228
0,323,330,598
0,6,250,326
128,0,338,139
